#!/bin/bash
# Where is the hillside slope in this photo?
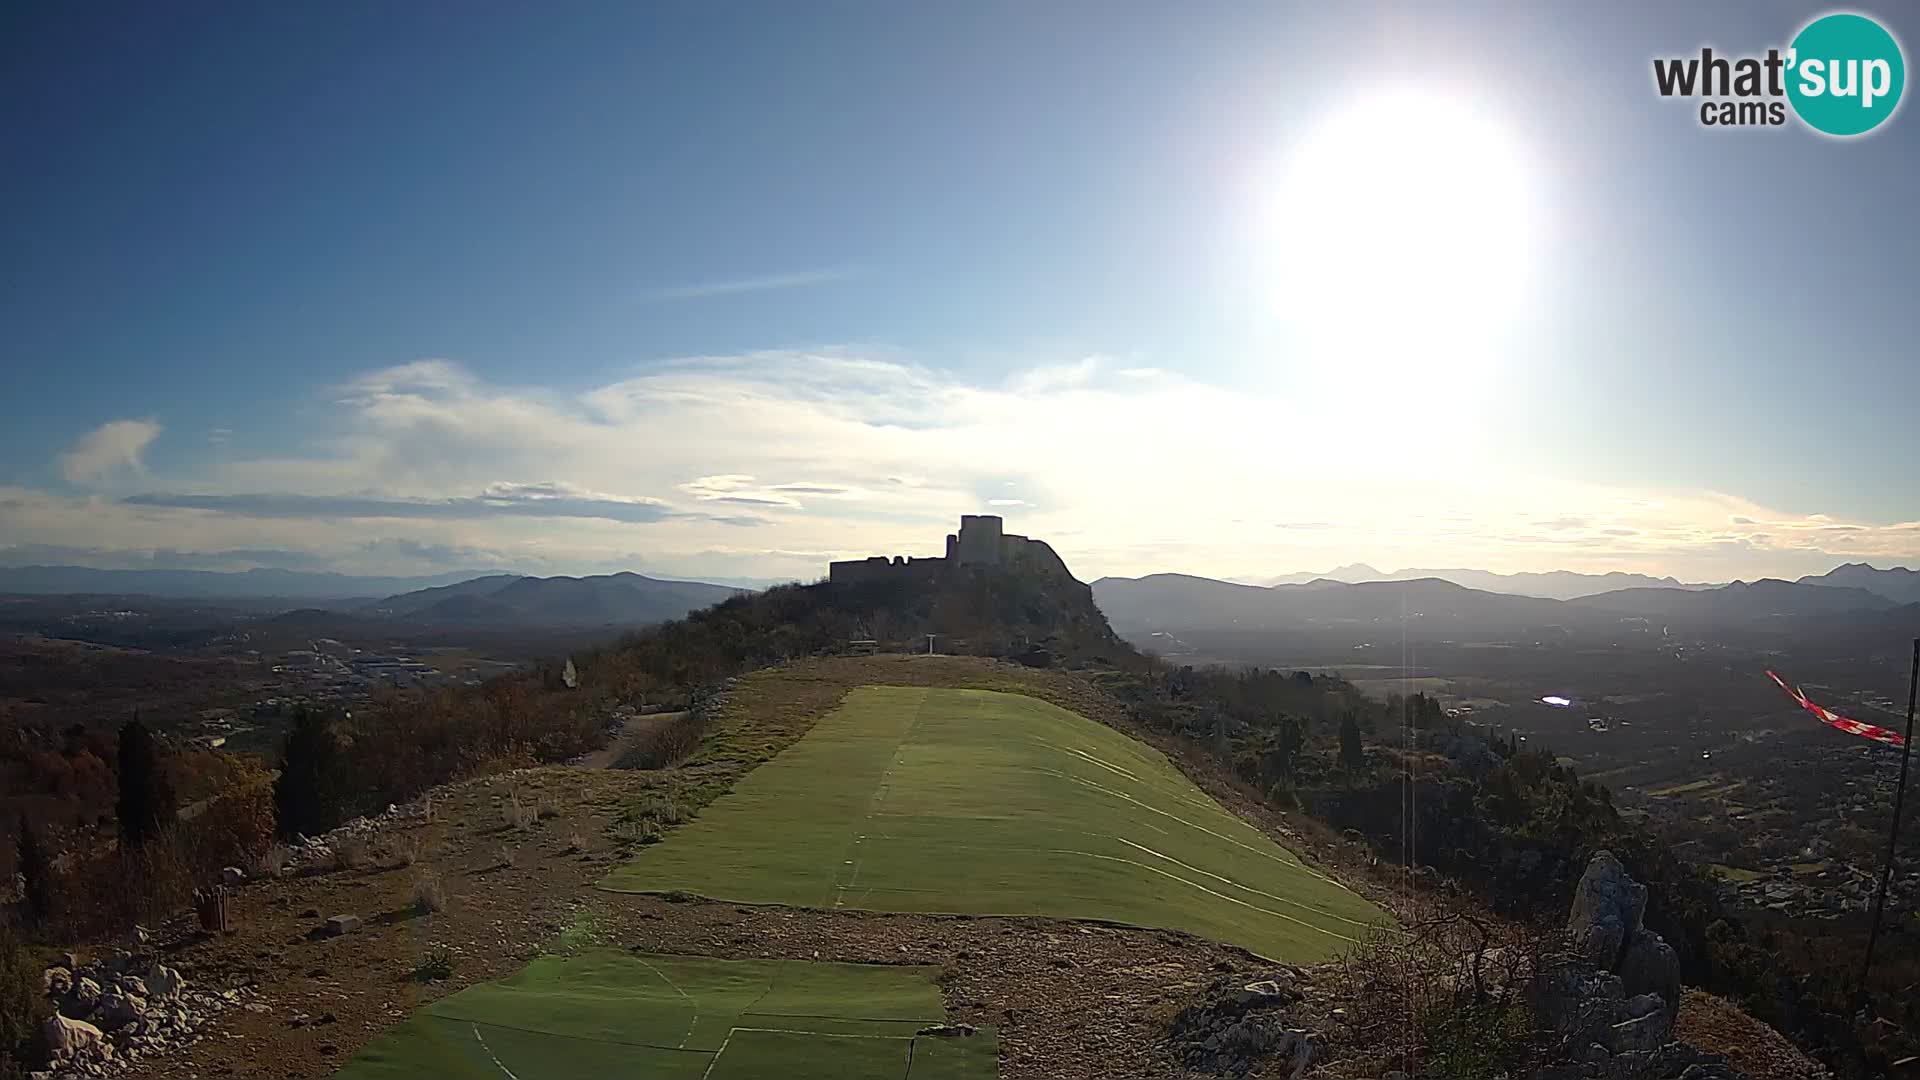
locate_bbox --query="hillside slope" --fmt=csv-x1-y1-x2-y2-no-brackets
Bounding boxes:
366,571,741,625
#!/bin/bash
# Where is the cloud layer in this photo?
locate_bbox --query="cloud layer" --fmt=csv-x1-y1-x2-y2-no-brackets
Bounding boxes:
7,352,1920,582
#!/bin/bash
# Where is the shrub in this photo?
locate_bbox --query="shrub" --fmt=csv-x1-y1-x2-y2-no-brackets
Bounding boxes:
565,832,585,854
536,797,560,820
501,792,536,831
614,711,711,770
415,945,456,982
191,773,276,876
14,817,51,929
255,842,291,879
412,871,447,915
0,923,50,1080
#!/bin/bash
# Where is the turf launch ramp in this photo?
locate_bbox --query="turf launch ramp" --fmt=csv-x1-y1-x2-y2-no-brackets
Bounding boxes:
334,950,996,1080
603,685,1389,961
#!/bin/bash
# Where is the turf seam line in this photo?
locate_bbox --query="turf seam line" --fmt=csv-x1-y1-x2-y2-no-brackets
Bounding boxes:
634,955,700,1049
833,688,929,908
470,1023,523,1080
1044,847,1360,943
427,1014,711,1054
1033,767,1350,889
739,1012,943,1023
699,1030,733,1080
1112,836,1381,928
731,1026,914,1040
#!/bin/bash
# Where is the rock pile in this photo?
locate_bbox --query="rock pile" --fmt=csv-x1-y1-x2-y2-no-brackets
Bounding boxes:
1529,851,1747,1080
34,951,256,1079
285,799,427,870
1169,971,1319,1079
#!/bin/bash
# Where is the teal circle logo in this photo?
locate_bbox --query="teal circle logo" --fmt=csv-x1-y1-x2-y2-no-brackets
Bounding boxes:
1786,13,1905,136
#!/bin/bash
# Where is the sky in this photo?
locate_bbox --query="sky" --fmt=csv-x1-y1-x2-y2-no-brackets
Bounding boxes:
3,1,1919,587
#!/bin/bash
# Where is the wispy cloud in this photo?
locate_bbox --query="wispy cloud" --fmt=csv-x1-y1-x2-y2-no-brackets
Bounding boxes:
642,267,857,303
60,418,161,484
123,481,762,526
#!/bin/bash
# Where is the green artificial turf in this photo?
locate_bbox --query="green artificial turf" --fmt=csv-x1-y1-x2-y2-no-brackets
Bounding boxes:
603,685,1390,961
334,951,996,1080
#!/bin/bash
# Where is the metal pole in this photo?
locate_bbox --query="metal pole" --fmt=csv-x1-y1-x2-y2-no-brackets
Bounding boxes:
1858,637,1920,1012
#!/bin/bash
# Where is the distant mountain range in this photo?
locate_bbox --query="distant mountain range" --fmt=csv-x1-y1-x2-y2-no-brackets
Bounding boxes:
0,565,489,600
1796,562,1920,605
364,572,742,625
1093,570,1912,637
1564,578,1897,619
1261,563,1713,601
1092,573,1565,633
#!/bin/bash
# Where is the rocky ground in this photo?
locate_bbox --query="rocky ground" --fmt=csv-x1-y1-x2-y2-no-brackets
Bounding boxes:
22,657,1833,1080
44,760,1285,1080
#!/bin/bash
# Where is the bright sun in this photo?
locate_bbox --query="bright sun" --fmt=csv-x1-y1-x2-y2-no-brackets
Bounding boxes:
1271,91,1539,396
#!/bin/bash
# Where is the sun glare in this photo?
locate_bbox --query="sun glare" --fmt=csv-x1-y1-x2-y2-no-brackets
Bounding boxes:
1271,91,1539,398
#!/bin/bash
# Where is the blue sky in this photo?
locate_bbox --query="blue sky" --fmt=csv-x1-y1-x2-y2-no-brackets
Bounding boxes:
3,2,1918,583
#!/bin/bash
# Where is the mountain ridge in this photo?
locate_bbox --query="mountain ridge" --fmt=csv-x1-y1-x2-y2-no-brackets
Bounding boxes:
366,571,742,625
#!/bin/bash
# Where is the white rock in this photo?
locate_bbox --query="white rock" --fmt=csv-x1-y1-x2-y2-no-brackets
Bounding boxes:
144,963,186,1000
42,1013,105,1055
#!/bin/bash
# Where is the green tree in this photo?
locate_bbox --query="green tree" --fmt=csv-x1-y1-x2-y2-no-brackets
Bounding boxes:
115,717,178,850
0,922,49,1080
274,707,345,838
15,816,52,929
1339,711,1364,771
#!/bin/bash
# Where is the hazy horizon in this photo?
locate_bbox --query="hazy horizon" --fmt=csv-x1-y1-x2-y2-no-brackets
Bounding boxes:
5,4,1917,585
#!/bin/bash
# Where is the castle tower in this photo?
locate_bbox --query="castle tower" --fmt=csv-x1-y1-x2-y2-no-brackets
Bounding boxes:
955,514,1004,565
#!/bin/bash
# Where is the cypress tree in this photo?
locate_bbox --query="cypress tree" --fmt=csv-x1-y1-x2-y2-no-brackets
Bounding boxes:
116,718,178,849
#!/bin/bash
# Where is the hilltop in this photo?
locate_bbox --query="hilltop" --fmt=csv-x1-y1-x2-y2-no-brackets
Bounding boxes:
363,571,740,625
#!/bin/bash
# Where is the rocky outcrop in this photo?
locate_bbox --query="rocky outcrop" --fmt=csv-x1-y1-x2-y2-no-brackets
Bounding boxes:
34,951,258,1079
1529,851,1746,1080
1169,972,1319,1078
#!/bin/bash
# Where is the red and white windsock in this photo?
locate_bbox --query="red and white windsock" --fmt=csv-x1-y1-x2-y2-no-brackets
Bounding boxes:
1765,670,1907,747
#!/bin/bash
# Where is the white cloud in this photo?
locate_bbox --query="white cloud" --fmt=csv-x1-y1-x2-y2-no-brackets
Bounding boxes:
59,418,162,484
11,353,1920,581
642,267,857,303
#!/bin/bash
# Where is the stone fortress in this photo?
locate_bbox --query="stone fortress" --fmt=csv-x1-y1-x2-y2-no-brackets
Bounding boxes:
828,514,1075,585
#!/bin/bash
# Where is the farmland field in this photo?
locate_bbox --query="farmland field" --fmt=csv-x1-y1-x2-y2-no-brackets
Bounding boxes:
603,685,1390,961
333,950,995,1080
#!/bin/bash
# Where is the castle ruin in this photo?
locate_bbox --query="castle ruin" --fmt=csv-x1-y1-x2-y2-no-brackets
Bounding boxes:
828,514,1075,585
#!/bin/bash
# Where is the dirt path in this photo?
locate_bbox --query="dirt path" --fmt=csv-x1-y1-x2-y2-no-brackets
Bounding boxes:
572,710,684,769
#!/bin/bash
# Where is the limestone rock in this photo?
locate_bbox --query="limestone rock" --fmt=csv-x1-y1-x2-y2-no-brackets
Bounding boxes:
325,913,363,936
43,966,72,997
1616,932,1680,1035
43,1013,105,1055
68,976,102,1016
144,962,186,1000
1567,850,1646,970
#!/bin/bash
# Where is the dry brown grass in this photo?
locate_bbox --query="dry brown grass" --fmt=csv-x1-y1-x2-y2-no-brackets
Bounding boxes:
411,870,447,915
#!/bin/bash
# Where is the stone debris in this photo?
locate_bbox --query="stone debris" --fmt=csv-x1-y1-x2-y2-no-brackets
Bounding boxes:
284,799,429,870
325,913,363,936
1168,971,1317,1078
35,952,257,1079
1529,851,1750,1080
